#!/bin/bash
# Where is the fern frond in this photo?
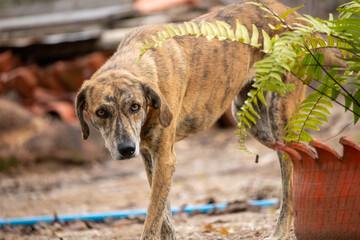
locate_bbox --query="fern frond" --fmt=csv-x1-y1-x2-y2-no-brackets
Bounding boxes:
138,20,266,62
285,90,333,143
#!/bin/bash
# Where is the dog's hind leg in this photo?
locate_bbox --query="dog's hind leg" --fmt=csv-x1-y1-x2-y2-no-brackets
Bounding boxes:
232,75,305,239
263,91,294,240
141,148,176,240
233,91,293,240
265,73,305,239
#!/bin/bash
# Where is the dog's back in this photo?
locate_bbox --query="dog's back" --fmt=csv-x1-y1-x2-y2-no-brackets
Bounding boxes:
94,0,303,141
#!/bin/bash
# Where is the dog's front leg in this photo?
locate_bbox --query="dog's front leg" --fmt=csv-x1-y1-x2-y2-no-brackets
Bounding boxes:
141,149,175,240
140,137,176,240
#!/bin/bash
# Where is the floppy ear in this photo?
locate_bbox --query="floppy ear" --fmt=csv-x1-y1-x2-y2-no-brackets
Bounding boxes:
75,86,90,140
143,84,173,127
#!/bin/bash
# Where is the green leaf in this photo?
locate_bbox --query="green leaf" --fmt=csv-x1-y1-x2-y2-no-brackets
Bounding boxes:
337,40,347,58
216,21,228,40
275,25,283,30
204,22,215,40
226,27,236,41
298,131,314,142
152,35,159,43
285,125,304,133
251,24,259,46
241,117,251,128
158,31,165,41
172,25,181,36
209,22,220,37
245,111,256,124
144,39,152,48
139,43,147,53
285,132,300,141
241,24,250,43
262,30,271,52
316,38,327,47
200,21,208,37
279,4,305,19
310,111,328,122
285,118,323,131
165,25,176,37
269,72,283,82
301,53,312,67
290,113,308,121
348,82,360,89
235,20,243,41
268,23,275,30
331,89,340,100
257,89,267,106
354,89,360,124
284,120,306,130
306,117,324,125
302,98,333,108
191,22,201,36
313,105,332,115
247,102,261,119
178,25,187,35
184,22,193,35
327,35,335,47
288,122,320,132
304,72,313,85
162,30,170,38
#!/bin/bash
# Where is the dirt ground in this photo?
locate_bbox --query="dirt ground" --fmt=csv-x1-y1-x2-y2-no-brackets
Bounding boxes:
0,105,358,240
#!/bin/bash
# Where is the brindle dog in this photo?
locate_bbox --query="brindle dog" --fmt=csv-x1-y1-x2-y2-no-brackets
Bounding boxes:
75,0,342,239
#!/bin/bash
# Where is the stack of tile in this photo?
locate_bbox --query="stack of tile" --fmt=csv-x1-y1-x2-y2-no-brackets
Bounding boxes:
0,50,109,124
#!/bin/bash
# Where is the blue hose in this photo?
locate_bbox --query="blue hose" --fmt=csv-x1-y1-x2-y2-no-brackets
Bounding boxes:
0,199,278,226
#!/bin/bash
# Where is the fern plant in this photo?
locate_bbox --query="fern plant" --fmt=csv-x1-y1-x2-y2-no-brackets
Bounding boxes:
138,0,360,151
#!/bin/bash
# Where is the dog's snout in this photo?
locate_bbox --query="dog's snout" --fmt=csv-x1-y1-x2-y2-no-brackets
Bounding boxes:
118,142,136,159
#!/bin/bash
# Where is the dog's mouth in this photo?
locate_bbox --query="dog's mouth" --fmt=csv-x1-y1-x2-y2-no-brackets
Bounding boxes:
114,153,138,161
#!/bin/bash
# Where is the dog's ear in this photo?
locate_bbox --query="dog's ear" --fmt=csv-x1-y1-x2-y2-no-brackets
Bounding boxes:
143,84,173,127
75,85,90,140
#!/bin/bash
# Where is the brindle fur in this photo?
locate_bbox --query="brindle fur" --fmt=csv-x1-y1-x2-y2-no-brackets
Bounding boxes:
75,0,342,239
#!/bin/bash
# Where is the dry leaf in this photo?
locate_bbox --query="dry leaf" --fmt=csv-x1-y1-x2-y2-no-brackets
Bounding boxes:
270,208,277,214
221,226,235,234
221,228,228,234
204,224,217,232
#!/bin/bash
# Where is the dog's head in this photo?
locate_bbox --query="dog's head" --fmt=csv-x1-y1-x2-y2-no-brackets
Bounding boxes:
75,74,173,160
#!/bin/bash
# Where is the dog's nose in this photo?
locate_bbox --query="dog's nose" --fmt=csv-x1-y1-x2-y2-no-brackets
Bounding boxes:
118,142,136,158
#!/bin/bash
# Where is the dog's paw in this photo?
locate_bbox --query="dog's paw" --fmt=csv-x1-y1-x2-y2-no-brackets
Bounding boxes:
160,233,176,240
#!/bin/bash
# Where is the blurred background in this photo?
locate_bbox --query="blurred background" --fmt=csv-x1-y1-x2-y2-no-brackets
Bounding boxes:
0,1,355,239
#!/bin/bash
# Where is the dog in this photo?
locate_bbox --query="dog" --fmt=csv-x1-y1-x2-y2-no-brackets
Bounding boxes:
75,0,342,239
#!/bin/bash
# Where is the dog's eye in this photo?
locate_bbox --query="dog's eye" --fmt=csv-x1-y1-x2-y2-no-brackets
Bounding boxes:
96,109,109,118
130,104,140,113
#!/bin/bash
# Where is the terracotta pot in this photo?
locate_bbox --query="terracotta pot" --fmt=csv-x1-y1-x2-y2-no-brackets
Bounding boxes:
270,137,360,240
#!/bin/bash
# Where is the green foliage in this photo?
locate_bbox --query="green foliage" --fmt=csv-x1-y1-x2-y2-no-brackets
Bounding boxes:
138,19,265,61
242,0,360,145
138,0,360,152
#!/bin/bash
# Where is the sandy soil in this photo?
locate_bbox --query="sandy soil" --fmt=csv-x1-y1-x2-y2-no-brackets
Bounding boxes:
0,105,358,240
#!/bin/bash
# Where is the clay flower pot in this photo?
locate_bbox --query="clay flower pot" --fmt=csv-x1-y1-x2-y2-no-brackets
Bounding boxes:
270,137,360,240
